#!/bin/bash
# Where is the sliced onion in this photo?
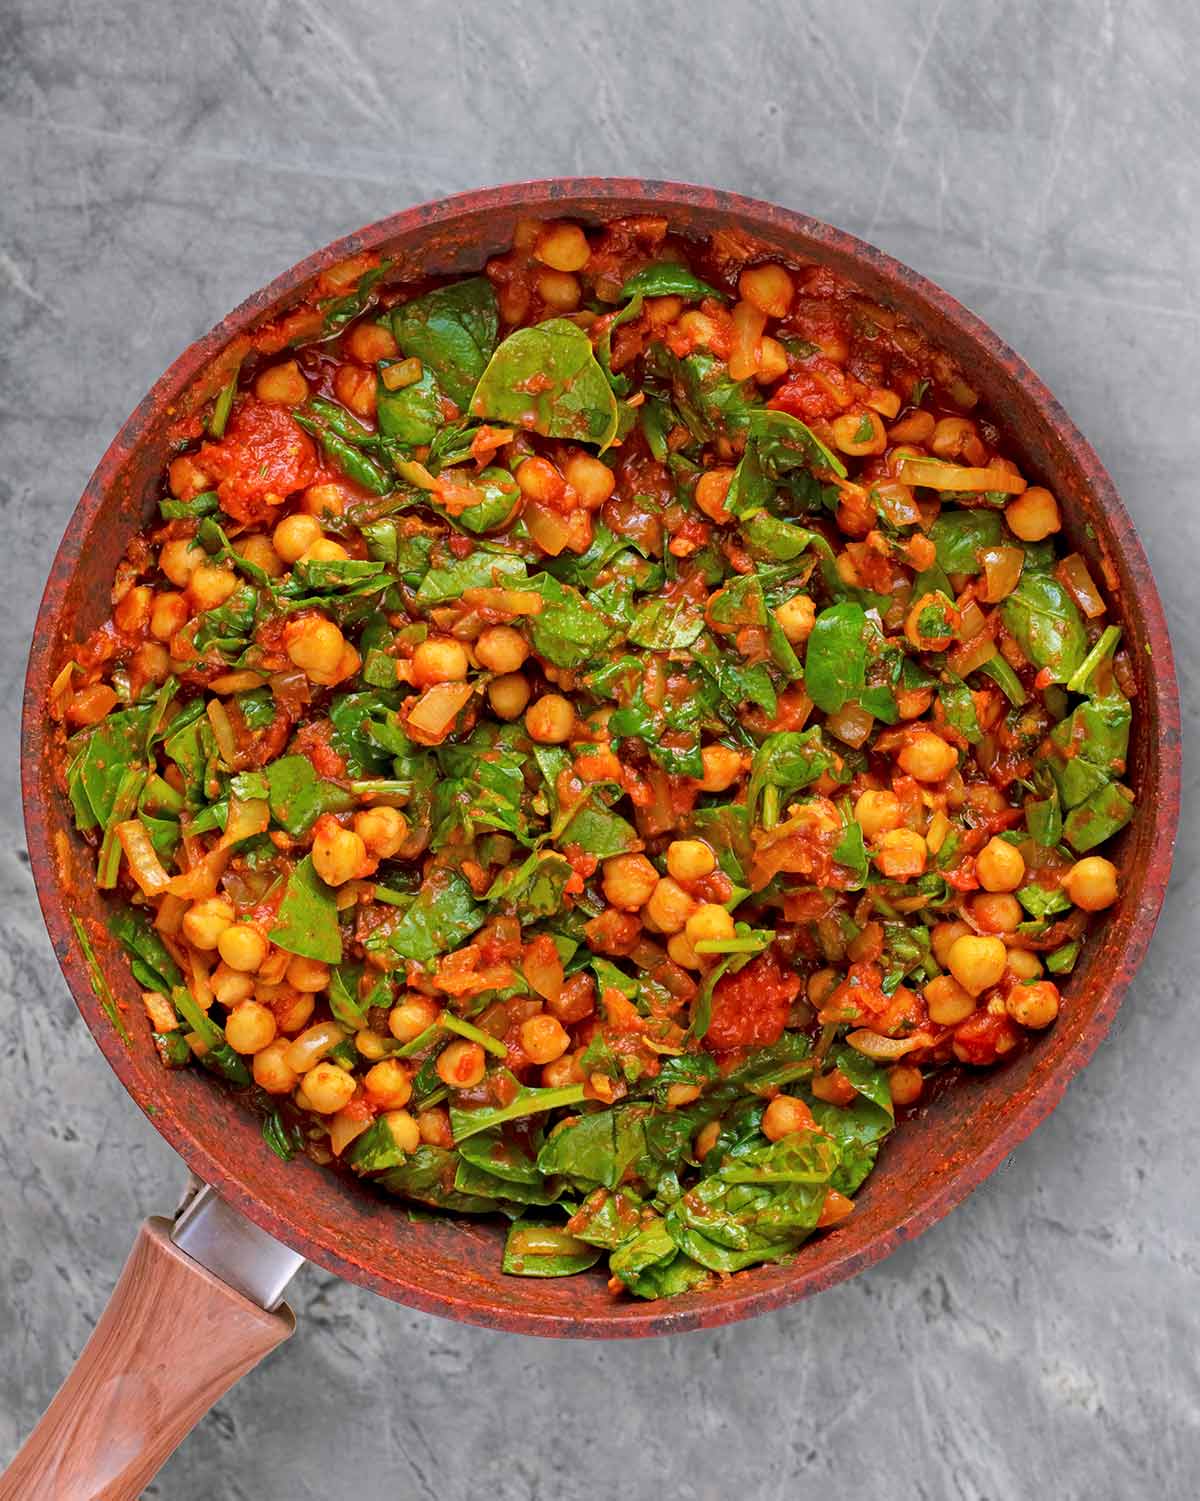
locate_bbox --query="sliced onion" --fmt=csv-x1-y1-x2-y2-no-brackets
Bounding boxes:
728,299,768,381
1056,553,1106,618
981,545,1024,603
524,498,571,556
114,819,171,896
222,795,270,847
406,681,474,740
523,935,564,1002
167,844,231,900
460,587,544,616
947,631,997,677
957,597,987,640
328,1107,371,1157
899,458,1026,494
846,1028,932,1060
154,892,187,937
825,701,875,748
208,669,267,695
507,1225,593,1258
285,1020,346,1075
206,699,238,766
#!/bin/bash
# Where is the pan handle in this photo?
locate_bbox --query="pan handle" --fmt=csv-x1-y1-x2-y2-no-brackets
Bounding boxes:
0,1217,294,1500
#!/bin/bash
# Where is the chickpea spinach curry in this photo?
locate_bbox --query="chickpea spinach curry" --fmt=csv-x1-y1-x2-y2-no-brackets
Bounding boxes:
54,217,1134,1299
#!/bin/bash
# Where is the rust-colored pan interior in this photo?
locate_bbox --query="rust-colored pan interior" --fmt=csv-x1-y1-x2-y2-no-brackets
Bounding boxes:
21,180,1181,1338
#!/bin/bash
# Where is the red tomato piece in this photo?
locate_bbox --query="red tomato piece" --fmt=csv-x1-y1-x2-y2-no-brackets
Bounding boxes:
198,397,319,524
704,951,801,1051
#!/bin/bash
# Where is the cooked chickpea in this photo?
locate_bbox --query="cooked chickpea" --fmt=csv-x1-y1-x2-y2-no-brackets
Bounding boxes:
761,1095,815,1141
698,744,744,792
354,1029,391,1061
380,1109,421,1154
411,636,470,686
488,672,531,720
541,1053,586,1088
515,456,564,503
898,733,959,783
131,642,170,683
976,837,1026,893
114,585,151,633
169,454,209,501
300,483,348,520
1006,980,1061,1030
924,974,977,1025
602,853,660,912
353,806,408,859
947,934,1008,997
302,1060,357,1115
436,1039,486,1089
285,615,347,682
694,1119,722,1160
666,839,717,883
273,513,323,563
666,1082,702,1109
534,221,591,273
536,268,581,311
300,537,350,564
285,955,330,993
971,892,1022,933
855,789,903,840
312,820,368,887
831,410,886,456
774,593,816,644
65,684,117,726
520,1014,570,1065
216,922,269,974
525,693,574,744
388,996,440,1044
475,625,529,674
1006,486,1061,542
333,363,376,419
1062,856,1119,912
182,896,234,951
254,360,309,406
345,322,397,363
188,563,238,612
754,336,789,384
417,1106,453,1147
738,263,794,318
685,903,735,947
667,932,701,969
211,963,255,1007
159,538,204,587
694,468,735,523
234,534,284,578
276,991,316,1035
874,828,927,879
252,1039,298,1094
887,1065,924,1107
931,919,972,968
644,877,698,935
562,453,615,510
1006,948,1044,981
149,592,189,641
225,1001,278,1055
363,1058,413,1110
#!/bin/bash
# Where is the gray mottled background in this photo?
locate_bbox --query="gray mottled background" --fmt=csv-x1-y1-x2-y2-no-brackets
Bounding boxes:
1,1,1196,1497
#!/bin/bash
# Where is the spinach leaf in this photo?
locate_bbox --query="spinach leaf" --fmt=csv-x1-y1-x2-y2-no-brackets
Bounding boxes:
1001,571,1088,683
471,319,619,450
328,689,404,776
376,1145,500,1213
502,1220,603,1277
804,601,870,713
388,277,499,410
486,850,574,919
939,674,982,743
387,870,484,965
744,407,846,481
265,755,355,835
415,551,528,606
67,704,152,830
375,365,442,447
536,1106,650,1190
170,985,251,1086
429,466,521,535
322,260,390,331
268,855,343,964
567,1187,647,1249
524,572,619,668
450,1074,588,1141
645,346,761,441
1062,781,1134,852
457,1129,548,1187
110,906,184,995
559,802,641,858
618,263,723,302
628,595,705,651
930,508,1006,574
609,1218,712,1299
747,729,836,821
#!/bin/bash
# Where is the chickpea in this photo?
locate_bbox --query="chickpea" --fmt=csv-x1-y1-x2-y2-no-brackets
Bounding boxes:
761,1095,815,1141
300,483,349,520
644,877,697,935
889,409,936,444
931,919,972,968
475,625,529,674
666,1082,702,1109
489,672,531,721
1062,856,1119,911
380,1109,421,1155
698,744,744,793
417,1106,453,1147
388,996,440,1044
187,564,238,613
975,836,1026,894
1006,948,1044,981
754,336,789,384
854,789,903,840
275,991,316,1035
830,410,886,456
525,693,574,744
252,1039,298,1094
169,454,209,501
159,538,204,587
411,636,470,687
363,1058,413,1110
694,468,735,523
353,806,408,859
300,538,350,564
114,585,152,634
285,955,330,993
738,263,794,318
694,1119,722,1160
345,322,397,363
131,642,171,684
254,360,309,406
887,1064,924,1107
562,453,615,510
333,363,376,419
1006,486,1061,542
685,903,735,947
542,1052,586,1088
534,221,591,273
536,268,581,311
667,932,701,970
302,1060,357,1115
65,684,116,725
898,733,958,783
216,922,269,974
149,592,189,641
355,1029,392,1061
1007,980,1061,1030
971,892,1022,933
436,1039,487,1089
312,820,369,887
284,615,347,682
515,455,564,503
211,963,255,1007
874,828,927,879
930,416,977,460
235,534,284,578
520,1014,570,1065
182,896,235,951
666,839,717,883
947,934,1008,997
924,974,977,1025
225,1001,278,1055
774,593,816,644
602,854,660,912
273,513,323,563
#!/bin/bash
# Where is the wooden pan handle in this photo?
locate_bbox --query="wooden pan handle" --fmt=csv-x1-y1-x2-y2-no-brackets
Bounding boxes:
0,1217,294,1501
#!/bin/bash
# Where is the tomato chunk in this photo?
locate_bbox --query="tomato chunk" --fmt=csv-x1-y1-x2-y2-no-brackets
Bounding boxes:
199,397,319,524
704,951,801,1051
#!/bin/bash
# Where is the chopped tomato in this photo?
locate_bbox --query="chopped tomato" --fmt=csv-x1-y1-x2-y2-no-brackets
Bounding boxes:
704,951,801,1051
198,397,319,524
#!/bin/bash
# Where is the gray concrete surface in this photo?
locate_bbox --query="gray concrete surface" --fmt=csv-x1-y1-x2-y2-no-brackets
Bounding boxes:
1,1,1196,1496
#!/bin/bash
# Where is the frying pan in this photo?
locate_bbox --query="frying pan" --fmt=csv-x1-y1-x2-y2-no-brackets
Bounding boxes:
6,180,1181,1498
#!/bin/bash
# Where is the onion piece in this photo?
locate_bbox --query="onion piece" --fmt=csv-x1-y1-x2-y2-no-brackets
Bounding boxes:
523,935,564,1002
825,701,875,748
209,669,268,695
980,545,1024,603
113,819,171,895
946,630,997,677
285,1020,347,1075
405,681,474,741
846,1028,933,1060
154,892,187,938
460,587,544,616
206,699,238,766
728,299,768,381
167,844,232,900
899,458,1026,494
222,795,270,847
524,498,571,556
1055,553,1106,618
328,1107,371,1157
